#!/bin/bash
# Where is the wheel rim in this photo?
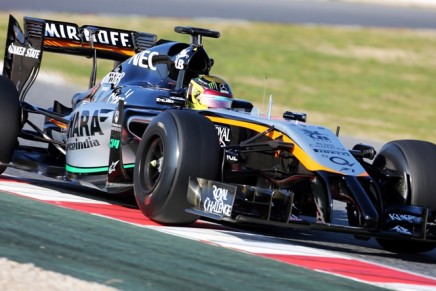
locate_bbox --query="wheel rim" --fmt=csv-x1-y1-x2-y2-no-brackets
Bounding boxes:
143,136,164,191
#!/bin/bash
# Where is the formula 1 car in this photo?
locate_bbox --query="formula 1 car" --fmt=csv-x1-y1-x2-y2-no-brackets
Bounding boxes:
1,15,435,254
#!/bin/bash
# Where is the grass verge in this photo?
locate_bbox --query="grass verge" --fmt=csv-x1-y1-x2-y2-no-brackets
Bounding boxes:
1,12,435,143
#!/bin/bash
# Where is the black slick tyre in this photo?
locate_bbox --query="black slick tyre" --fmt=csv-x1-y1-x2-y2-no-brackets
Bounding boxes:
134,109,220,225
0,76,20,175
374,140,436,209
373,139,436,253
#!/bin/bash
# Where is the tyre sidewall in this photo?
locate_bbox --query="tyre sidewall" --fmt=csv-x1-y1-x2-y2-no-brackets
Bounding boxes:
374,140,436,253
0,76,20,174
134,110,220,224
134,111,180,219
375,140,436,208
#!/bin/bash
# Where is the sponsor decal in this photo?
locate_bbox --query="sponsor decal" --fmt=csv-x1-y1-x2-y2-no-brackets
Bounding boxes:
309,142,348,153
226,154,238,162
288,214,303,222
8,43,41,59
175,59,185,70
111,123,122,132
206,81,230,94
382,206,425,237
225,149,239,163
329,156,355,167
387,213,423,224
108,160,119,174
67,109,110,138
45,21,132,48
110,138,120,149
108,93,122,104
301,129,330,141
45,23,81,41
110,107,122,133
175,48,190,70
155,96,185,105
66,137,100,151
295,124,365,174
196,77,210,87
328,156,356,173
114,109,120,124
156,97,174,104
313,149,350,156
107,88,134,104
219,83,230,94
208,82,218,90
312,143,354,172
102,72,125,87
390,225,412,235
215,124,231,147
203,185,233,217
128,50,158,70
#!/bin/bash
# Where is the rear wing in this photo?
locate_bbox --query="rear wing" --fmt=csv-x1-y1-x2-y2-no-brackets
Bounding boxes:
2,15,157,100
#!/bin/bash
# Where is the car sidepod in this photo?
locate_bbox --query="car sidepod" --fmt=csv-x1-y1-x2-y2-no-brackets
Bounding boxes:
65,102,117,174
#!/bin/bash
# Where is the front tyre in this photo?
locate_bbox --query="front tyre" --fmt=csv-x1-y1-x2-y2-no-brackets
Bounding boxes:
0,76,20,175
373,140,436,253
134,110,220,225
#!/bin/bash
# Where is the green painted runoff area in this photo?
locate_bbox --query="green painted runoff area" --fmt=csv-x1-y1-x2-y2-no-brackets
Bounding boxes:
0,192,385,290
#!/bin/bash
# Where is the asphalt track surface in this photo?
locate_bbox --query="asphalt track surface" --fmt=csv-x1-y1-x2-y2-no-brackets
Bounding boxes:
1,190,384,291
1,1,436,290
2,171,436,290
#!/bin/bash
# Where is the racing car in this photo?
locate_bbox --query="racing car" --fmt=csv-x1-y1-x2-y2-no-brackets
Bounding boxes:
1,15,435,254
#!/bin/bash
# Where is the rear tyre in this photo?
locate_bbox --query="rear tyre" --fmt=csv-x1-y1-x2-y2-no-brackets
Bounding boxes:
0,76,20,175
134,110,220,225
373,140,436,253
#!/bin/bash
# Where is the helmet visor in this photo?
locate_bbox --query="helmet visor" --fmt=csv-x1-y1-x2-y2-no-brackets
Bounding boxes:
199,94,233,109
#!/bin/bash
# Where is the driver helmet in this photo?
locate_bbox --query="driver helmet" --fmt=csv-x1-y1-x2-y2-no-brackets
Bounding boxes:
186,75,233,110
